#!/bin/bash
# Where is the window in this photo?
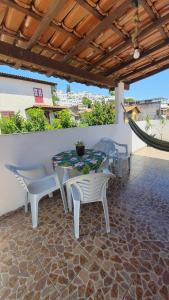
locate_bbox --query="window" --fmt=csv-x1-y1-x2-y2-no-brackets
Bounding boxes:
33,88,43,103
0,111,14,118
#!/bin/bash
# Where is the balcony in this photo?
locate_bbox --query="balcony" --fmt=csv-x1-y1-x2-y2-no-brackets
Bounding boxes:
0,129,169,299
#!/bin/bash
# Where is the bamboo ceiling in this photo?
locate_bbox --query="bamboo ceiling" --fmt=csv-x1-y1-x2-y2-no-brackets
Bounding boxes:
0,0,169,89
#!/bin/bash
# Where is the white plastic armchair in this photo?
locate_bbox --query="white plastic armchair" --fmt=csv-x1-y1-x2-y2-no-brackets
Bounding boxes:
109,140,130,176
65,173,115,239
93,138,118,173
5,164,68,228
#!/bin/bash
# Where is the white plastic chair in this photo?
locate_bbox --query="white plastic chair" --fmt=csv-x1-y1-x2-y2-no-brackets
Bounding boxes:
65,173,114,239
5,164,68,228
93,138,118,173
109,140,130,177
93,138,130,177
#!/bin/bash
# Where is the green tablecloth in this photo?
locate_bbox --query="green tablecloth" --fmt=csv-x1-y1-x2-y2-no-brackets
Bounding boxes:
52,149,106,174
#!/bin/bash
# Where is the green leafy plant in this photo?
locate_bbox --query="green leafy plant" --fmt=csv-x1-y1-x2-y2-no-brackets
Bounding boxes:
66,84,71,93
25,108,49,132
75,140,84,146
145,115,152,133
0,112,25,134
158,117,166,140
82,97,92,108
56,109,77,128
52,94,60,105
124,97,135,103
109,89,115,97
80,101,115,126
82,164,90,174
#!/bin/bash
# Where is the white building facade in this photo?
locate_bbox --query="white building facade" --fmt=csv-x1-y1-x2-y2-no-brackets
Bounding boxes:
0,73,55,119
57,90,114,106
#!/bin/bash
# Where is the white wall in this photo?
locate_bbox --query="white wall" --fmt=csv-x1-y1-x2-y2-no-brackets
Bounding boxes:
131,120,169,153
131,121,146,153
0,77,53,117
0,124,132,215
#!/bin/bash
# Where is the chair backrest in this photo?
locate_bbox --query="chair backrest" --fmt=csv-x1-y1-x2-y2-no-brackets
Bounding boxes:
5,164,46,192
68,173,112,204
93,138,116,155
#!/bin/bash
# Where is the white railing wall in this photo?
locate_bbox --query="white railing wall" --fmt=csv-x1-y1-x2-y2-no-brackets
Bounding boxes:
131,121,146,153
0,124,132,215
131,120,169,153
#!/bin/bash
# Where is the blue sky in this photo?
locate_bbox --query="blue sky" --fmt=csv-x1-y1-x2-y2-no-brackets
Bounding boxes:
0,65,168,100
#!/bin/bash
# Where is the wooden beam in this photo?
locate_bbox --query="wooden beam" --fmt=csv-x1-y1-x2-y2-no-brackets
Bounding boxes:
141,0,167,38
118,54,169,81
26,0,67,49
76,0,127,39
128,63,169,84
105,39,169,76
1,0,105,57
88,12,169,71
0,41,114,88
62,0,131,63
76,0,104,20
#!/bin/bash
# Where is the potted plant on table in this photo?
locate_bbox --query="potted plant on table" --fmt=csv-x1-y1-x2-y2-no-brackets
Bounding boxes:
75,141,85,156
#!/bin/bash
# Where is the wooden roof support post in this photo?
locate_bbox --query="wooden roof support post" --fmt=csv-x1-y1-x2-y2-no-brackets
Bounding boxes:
115,81,125,124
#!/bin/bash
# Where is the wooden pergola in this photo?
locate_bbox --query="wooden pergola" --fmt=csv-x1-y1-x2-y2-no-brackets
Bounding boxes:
0,0,168,90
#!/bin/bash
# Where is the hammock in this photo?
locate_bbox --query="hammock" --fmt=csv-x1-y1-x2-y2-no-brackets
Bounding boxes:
128,118,169,152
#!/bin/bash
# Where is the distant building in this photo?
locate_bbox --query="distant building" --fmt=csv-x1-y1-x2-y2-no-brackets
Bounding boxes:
0,73,63,124
126,98,169,120
56,90,115,106
124,105,141,123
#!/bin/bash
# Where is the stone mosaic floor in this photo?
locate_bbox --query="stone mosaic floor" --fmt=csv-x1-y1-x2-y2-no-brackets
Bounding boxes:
0,147,169,300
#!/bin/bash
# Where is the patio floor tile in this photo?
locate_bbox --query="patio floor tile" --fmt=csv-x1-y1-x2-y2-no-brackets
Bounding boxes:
0,148,169,299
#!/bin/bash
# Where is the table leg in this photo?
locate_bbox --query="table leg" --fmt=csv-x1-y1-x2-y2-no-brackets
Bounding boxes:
62,168,69,185
62,169,73,212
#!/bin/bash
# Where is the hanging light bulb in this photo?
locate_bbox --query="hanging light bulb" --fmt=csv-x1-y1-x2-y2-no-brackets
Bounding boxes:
133,48,140,59
131,0,141,59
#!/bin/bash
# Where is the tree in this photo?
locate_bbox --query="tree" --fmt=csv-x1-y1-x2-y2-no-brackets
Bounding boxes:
82,97,92,108
80,101,115,126
51,118,62,129
24,108,49,132
51,85,60,105
158,117,166,140
124,97,135,103
52,94,60,105
0,112,25,134
109,89,115,97
145,115,152,134
56,109,76,128
66,84,71,93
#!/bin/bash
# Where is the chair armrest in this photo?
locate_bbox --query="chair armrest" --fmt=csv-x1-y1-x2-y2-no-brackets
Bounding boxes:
109,149,119,158
113,142,128,155
64,176,77,187
17,172,57,183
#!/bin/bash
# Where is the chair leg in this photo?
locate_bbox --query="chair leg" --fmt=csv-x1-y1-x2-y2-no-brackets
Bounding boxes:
102,198,110,233
29,194,39,228
25,192,29,213
73,200,80,239
66,183,73,212
128,156,131,172
118,159,123,177
48,192,53,198
60,185,68,213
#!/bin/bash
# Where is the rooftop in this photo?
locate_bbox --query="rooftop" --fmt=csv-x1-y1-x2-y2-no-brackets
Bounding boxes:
0,0,168,89
124,105,141,113
0,147,169,299
0,72,56,86
26,104,67,111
